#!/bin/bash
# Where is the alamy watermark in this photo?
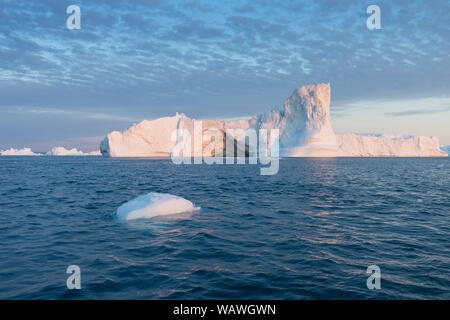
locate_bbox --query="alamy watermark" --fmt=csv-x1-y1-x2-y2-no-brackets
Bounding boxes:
170,122,279,175
366,5,381,30
366,265,381,290
66,5,81,30
66,5,381,31
66,265,81,289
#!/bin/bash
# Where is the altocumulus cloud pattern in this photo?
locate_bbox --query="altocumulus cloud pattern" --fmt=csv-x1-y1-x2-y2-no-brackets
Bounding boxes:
0,0,449,150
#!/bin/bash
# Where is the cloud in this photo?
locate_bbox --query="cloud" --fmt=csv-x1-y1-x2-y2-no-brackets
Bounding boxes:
0,0,449,148
164,19,226,40
3,106,140,122
385,107,450,117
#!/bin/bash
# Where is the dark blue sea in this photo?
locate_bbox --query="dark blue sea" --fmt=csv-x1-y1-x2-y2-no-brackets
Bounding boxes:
0,157,448,299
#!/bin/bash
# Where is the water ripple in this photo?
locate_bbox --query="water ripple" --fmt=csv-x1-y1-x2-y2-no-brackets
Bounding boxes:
0,156,448,299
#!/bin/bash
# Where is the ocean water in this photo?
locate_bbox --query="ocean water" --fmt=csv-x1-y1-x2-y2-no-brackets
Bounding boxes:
0,156,448,300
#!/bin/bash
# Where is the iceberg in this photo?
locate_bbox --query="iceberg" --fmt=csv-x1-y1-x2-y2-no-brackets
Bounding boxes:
87,150,102,156
47,146,86,156
100,84,338,157
115,192,197,220
46,147,102,156
100,83,447,158
0,148,41,156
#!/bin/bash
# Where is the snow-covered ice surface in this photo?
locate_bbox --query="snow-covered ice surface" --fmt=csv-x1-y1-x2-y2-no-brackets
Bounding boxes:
115,192,198,221
100,83,447,157
0,148,41,156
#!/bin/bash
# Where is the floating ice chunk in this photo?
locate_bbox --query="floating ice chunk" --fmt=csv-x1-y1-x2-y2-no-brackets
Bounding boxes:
116,192,197,220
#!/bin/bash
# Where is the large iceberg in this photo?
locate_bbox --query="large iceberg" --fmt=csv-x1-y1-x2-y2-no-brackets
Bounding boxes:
100,83,447,158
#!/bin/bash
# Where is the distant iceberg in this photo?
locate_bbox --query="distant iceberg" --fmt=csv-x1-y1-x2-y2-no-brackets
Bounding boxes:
99,83,447,157
47,147,85,156
0,148,41,156
87,150,102,156
115,192,197,220
46,146,101,156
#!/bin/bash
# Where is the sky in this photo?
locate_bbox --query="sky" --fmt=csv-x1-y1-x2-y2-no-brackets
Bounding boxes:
0,0,449,151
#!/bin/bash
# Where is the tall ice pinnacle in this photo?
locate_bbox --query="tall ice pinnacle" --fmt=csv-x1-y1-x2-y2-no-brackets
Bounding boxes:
256,83,338,156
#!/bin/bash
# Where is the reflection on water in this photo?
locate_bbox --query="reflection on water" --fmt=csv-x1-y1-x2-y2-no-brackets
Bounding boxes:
120,210,196,231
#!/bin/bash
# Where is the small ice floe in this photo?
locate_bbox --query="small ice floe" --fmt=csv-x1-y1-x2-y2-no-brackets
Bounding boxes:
115,192,199,221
